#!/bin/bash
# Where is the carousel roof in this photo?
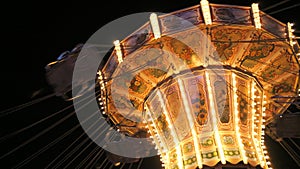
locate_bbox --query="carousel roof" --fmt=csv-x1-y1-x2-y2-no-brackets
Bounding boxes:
99,3,300,134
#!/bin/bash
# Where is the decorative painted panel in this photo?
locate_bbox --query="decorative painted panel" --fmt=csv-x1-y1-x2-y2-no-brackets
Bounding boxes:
160,5,202,36
260,11,286,38
184,74,211,132
213,79,231,124
122,22,153,57
236,76,250,126
211,4,252,25
210,27,252,64
102,52,118,78
162,82,191,141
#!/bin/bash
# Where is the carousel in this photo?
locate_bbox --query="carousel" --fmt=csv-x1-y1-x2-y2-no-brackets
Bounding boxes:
95,0,299,169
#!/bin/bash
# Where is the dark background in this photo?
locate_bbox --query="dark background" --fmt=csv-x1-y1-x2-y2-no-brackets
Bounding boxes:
1,0,299,168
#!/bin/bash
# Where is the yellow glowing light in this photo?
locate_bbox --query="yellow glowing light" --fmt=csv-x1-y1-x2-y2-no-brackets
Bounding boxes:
205,71,226,164
145,106,168,155
157,90,184,169
150,13,161,39
288,22,294,46
232,73,247,164
200,0,212,25
113,40,123,63
251,82,257,136
178,79,203,168
251,3,261,29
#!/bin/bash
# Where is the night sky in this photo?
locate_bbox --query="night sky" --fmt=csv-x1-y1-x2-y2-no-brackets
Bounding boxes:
1,0,300,169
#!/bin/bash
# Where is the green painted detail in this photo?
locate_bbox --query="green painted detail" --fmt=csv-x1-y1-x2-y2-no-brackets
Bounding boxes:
238,97,248,125
241,42,275,68
201,138,214,147
246,152,256,159
170,36,196,65
184,156,197,165
202,151,218,159
223,135,234,145
170,152,177,159
224,150,240,156
148,68,166,78
129,77,147,94
192,92,208,126
183,142,194,153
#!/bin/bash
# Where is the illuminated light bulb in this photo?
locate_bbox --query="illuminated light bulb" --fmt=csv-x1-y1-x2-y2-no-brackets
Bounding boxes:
149,13,161,39
260,161,265,167
200,0,212,25
251,3,261,29
114,162,121,166
113,40,123,63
